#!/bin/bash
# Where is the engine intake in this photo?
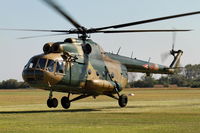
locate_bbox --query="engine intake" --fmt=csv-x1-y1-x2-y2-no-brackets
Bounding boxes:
43,43,53,54
52,43,62,53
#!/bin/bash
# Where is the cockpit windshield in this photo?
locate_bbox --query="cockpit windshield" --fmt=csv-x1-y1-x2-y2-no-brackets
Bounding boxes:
24,57,65,74
24,57,38,69
37,58,47,69
25,58,47,70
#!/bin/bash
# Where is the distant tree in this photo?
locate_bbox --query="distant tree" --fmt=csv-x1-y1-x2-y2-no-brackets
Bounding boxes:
157,76,169,87
190,81,200,88
184,64,200,80
168,74,188,87
0,79,29,89
130,75,155,88
1,79,18,89
128,72,137,82
0,82,2,88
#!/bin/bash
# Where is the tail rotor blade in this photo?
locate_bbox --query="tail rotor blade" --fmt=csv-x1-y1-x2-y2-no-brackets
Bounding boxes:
172,31,177,50
161,52,170,63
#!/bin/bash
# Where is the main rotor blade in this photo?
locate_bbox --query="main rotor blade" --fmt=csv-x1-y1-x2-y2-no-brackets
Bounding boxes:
0,28,69,32
95,29,191,33
93,11,200,31
18,33,69,39
42,0,82,30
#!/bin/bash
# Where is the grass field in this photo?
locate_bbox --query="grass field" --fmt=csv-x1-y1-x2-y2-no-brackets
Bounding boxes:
0,88,200,133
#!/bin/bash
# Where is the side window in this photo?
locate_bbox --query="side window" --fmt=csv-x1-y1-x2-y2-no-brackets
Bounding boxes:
47,59,55,72
56,61,65,74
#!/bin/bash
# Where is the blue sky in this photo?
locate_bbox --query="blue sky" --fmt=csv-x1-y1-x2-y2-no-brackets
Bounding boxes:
0,0,200,81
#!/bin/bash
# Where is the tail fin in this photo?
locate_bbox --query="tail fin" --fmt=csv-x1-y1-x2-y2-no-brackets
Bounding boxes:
169,49,183,68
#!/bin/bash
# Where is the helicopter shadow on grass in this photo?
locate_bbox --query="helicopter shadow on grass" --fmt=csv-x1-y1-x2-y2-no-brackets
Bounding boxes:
122,103,200,109
96,104,180,110
0,106,139,114
0,108,101,114
2,103,198,114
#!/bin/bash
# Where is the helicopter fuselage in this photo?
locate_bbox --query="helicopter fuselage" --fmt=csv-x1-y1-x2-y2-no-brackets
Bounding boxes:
22,38,175,96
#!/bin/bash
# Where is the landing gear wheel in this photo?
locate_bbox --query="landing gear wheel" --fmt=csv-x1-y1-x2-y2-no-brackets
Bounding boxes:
47,98,58,108
47,98,53,108
52,98,58,108
61,96,71,109
118,94,128,108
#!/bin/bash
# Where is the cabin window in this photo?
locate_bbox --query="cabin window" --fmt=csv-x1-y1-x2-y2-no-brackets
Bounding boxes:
110,72,115,78
56,61,64,74
88,69,92,75
47,59,55,72
37,58,47,70
102,71,106,77
96,71,100,76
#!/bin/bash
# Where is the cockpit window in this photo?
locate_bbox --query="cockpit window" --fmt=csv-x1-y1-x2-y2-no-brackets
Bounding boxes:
56,61,64,74
37,58,47,70
25,57,38,69
24,58,63,74
47,59,55,72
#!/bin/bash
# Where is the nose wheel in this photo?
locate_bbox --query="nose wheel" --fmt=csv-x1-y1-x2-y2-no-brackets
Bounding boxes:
47,98,58,108
46,87,91,109
47,86,58,108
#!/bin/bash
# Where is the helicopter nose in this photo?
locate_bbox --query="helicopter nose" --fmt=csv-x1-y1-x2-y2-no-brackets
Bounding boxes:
22,69,44,83
22,56,64,88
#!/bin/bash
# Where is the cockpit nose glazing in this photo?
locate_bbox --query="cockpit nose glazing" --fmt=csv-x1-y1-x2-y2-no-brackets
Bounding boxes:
23,57,55,83
22,57,65,84
24,57,56,72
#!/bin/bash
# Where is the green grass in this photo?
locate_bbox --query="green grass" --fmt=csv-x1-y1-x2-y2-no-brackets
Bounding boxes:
0,88,200,133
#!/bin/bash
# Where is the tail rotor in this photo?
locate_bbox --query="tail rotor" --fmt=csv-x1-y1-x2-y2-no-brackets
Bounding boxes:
161,31,177,62
170,31,176,57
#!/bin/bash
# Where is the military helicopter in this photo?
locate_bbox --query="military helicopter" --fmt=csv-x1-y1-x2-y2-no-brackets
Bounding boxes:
2,0,200,109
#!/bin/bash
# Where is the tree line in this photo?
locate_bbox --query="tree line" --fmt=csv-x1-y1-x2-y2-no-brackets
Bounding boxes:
0,79,29,89
129,64,200,88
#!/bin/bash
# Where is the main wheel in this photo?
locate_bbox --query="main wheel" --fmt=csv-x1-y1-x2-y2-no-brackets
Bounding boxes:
52,98,58,108
61,96,71,109
118,94,128,107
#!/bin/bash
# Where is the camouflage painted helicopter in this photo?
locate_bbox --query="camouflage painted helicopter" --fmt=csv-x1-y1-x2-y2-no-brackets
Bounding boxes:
3,0,200,109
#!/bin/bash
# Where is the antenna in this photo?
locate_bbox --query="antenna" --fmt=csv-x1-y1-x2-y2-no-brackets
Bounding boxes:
131,51,133,58
148,57,151,70
116,47,121,55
